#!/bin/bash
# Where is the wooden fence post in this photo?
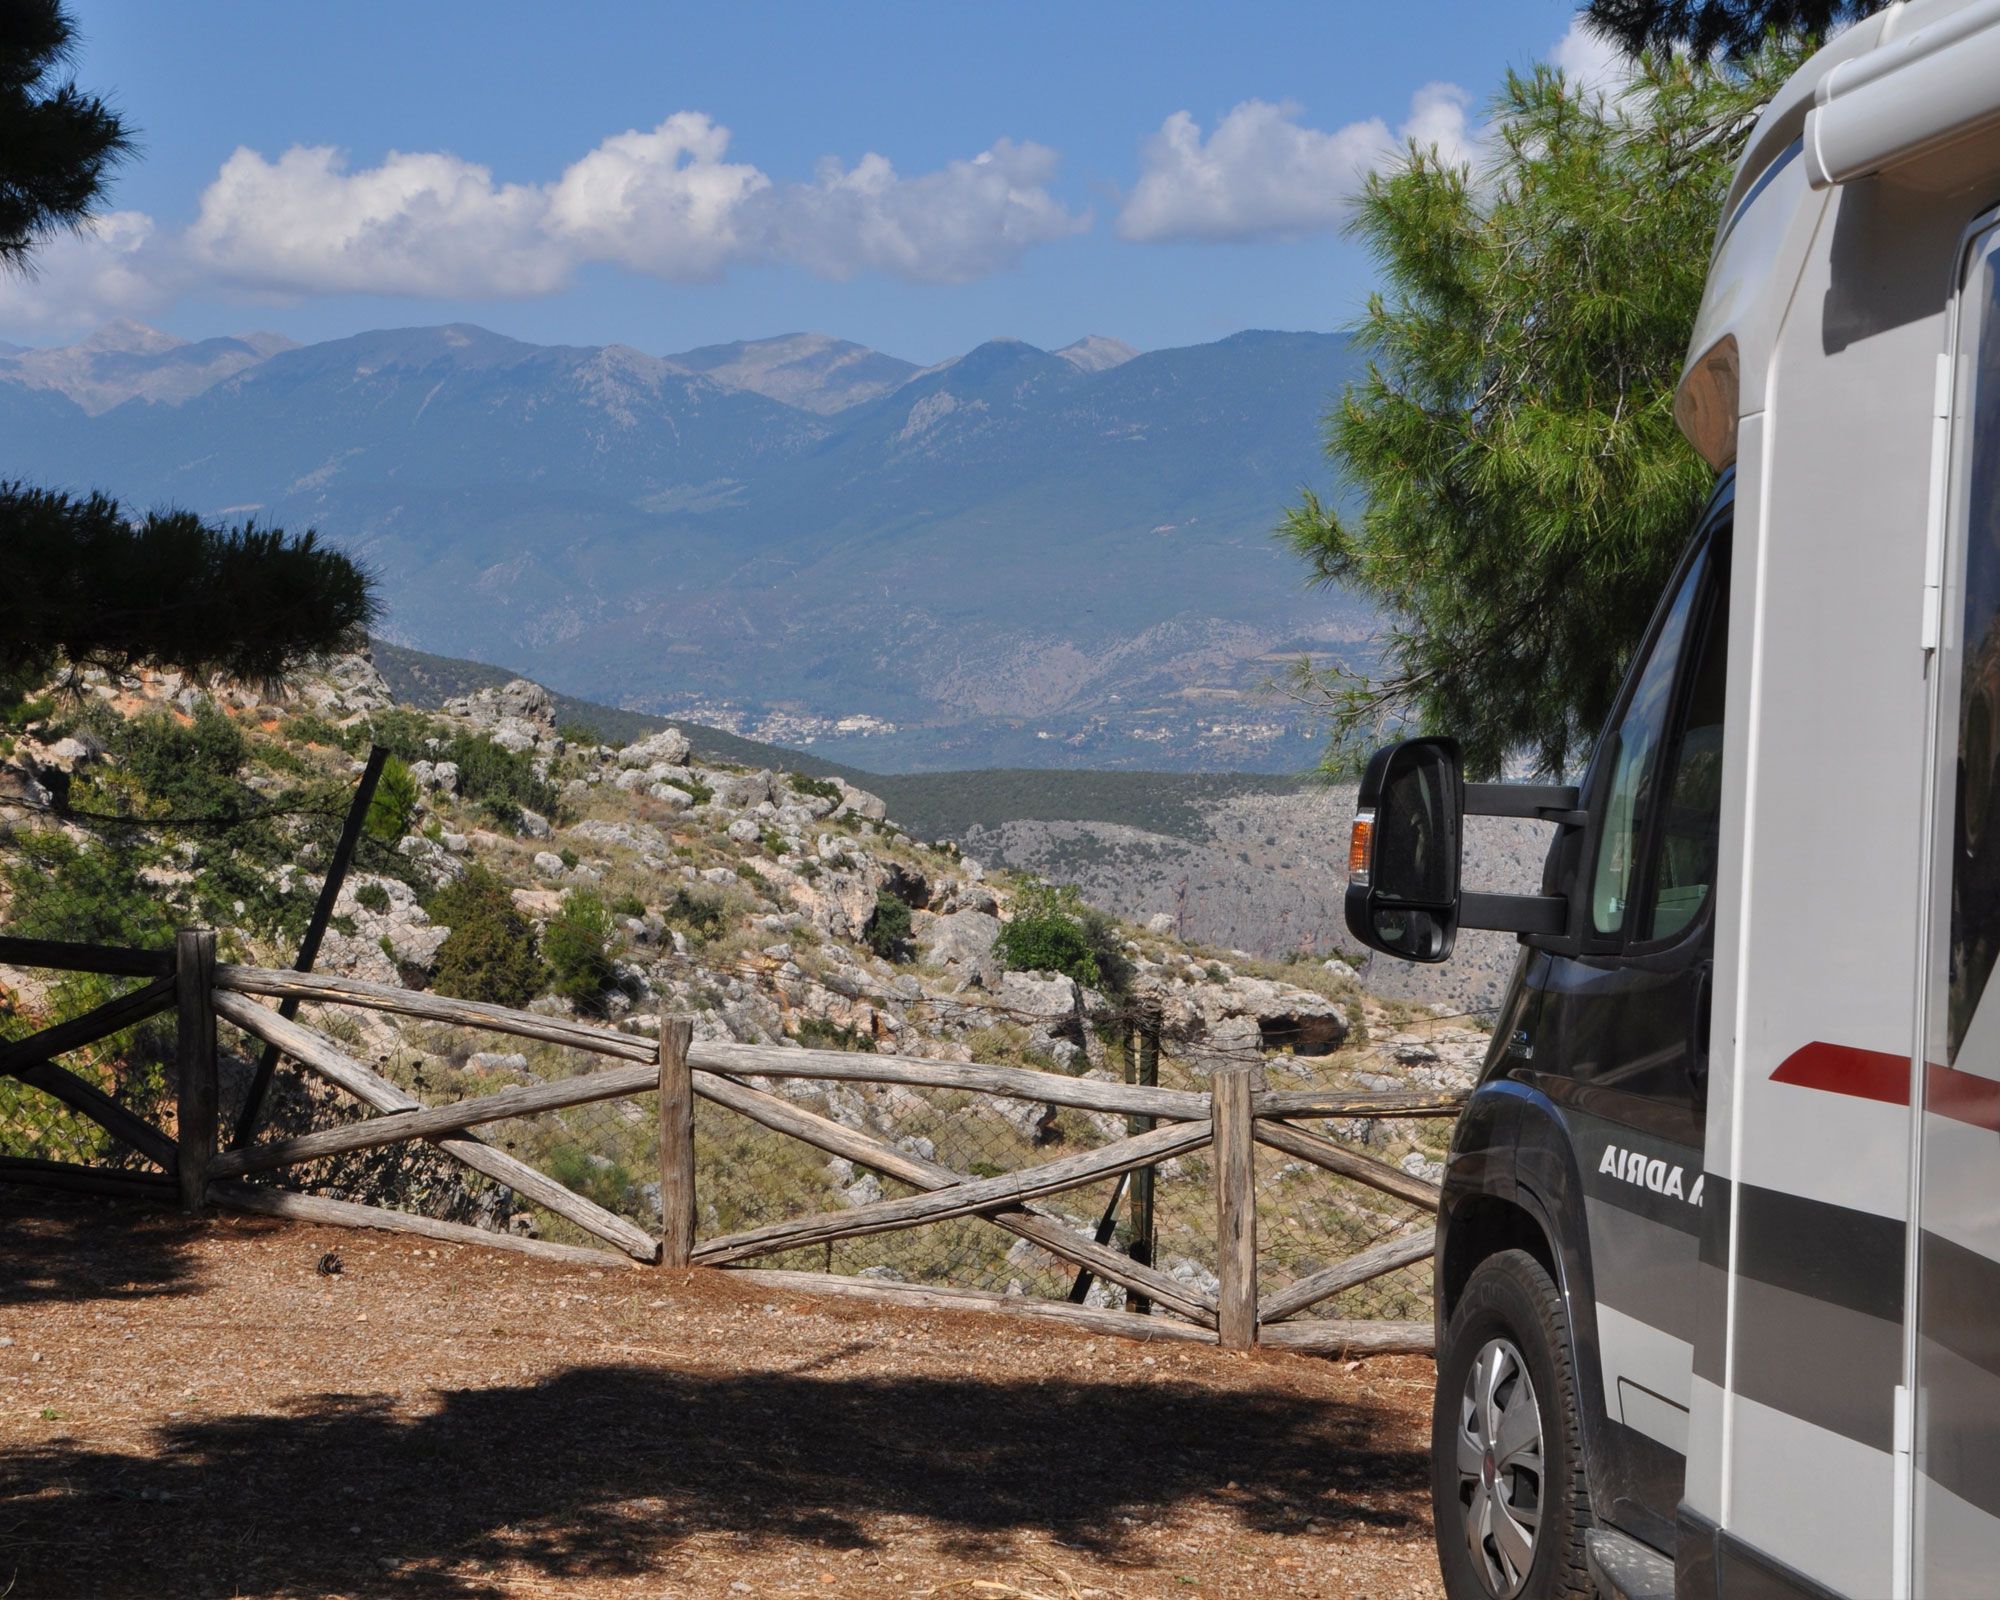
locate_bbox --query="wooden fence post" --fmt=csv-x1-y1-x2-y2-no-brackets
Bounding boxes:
1213,1063,1258,1350
175,929,218,1213
658,1016,696,1267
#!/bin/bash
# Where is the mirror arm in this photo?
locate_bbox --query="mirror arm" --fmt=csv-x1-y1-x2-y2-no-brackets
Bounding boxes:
1464,782,1582,822
1460,891,1569,936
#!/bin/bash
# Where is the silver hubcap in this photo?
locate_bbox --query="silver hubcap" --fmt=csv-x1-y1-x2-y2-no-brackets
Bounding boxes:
1455,1338,1545,1597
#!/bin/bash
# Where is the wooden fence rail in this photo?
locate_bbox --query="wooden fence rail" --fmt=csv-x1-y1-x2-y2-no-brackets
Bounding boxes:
2,930,1464,1356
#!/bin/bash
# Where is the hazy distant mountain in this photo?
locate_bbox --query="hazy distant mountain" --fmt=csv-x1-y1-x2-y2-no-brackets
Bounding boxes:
0,319,297,415
0,320,1368,770
1054,335,1140,373
665,331,919,414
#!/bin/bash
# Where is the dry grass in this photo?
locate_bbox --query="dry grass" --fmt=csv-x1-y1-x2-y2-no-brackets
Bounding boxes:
0,1188,1446,1600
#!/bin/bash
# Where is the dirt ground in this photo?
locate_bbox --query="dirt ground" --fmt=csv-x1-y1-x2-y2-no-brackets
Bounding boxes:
0,1189,1445,1600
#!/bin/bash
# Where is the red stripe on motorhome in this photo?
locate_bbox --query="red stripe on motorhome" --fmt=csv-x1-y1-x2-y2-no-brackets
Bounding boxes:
1771,1041,2000,1132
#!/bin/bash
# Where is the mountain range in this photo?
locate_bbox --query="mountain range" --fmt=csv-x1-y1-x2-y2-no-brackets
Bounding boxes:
0,319,1372,771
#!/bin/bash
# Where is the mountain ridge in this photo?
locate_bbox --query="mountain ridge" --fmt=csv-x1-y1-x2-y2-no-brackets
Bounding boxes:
2,320,1369,769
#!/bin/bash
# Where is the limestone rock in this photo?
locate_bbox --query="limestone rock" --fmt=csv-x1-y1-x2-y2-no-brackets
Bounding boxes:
914,909,1001,988
616,728,691,769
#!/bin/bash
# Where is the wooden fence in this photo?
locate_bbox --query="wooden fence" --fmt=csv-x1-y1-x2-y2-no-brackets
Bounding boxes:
0,929,1465,1354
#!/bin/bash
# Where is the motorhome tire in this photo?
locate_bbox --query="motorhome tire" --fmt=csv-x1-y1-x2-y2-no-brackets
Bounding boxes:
1432,1249,1592,1600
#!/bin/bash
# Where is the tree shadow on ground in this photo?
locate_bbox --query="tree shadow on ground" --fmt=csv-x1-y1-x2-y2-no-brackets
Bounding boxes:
1,1359,1429,1598
0,1188,205,1308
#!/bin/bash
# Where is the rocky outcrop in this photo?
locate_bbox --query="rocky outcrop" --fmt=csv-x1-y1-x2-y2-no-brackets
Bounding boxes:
913,908,1001,989
615,728,691,769
441,679,561,756
292,651,396,721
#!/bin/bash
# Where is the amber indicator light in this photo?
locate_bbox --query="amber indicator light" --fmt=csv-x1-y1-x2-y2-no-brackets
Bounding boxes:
1348,811,1375,884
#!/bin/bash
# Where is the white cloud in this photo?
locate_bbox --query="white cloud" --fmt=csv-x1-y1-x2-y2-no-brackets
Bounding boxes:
545,112,768,282
1,113,1087,334
1116,86,1473,244
753,139,1087,283
0,211,172,334
1548,17,1636,102
186,144,569,298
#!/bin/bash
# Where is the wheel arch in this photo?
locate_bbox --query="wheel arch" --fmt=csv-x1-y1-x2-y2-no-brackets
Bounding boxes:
1438,1083,1619,1528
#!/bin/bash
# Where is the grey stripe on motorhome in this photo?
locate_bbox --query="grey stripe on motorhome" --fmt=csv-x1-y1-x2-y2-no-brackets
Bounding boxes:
1731,1275,1901,1448
1585,1198,1700,1339
1918,1229,2000,1382
1915,1335,2000,1523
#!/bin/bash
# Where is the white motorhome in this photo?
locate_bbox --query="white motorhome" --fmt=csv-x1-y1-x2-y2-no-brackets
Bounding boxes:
1342,5,2000,1596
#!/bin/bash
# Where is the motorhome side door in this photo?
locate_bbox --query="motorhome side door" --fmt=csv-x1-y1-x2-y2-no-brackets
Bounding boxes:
1911,216,2000,1593
1528,514,1730,1546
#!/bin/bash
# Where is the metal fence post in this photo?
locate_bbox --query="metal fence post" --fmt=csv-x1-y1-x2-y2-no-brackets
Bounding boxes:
174,929,218,1213
1125,1019,1160,1315
1213,1062,1258,1349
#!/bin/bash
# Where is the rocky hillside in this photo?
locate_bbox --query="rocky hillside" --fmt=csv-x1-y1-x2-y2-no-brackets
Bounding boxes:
0,653,1485,1289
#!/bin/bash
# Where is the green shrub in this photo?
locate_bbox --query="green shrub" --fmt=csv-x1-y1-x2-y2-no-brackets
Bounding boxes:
787,774,841,802
110,701,248,820
547,1146,637,1213
661,888,724,945
357,707,445,762
865,890,913,962
610,892,647,919
3,829,176,950
354,883,390,914
558,847,579,871
544,890,618,1014
555,721,603,748
995,880,1102,987
676,774,715,807
285,711,358,751
446,733,557,820
427,866,546,1008
795,1017,876,1053
364,754,420,843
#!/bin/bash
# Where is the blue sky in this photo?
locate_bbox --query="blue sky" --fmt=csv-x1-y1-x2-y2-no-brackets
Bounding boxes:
4,0,1597,363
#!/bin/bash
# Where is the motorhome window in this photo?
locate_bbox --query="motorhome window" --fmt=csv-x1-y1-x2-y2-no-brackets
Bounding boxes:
1590,552,1707,937
1640,569,1729,942
1950,239,2000,1056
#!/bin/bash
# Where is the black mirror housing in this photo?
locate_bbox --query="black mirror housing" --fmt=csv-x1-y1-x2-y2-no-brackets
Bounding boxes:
1344,737,1464,964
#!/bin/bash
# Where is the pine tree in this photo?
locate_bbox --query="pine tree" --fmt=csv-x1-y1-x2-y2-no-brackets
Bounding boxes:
0,6,376,692
1285,41,1808,777
1583,0,1875,58
0,0,133,270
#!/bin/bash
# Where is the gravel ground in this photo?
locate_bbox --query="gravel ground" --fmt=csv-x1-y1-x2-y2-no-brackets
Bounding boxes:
0,1189,1446,1600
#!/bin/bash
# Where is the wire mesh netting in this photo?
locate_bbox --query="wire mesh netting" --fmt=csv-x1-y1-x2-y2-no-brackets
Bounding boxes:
0,973,177,1172
214,1007,665,1248
1253,1144,1437,1324
6,976,1454,1330
704,1037,1445,1328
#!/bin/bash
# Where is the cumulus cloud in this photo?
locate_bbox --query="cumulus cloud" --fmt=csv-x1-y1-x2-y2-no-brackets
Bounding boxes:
185,145,568,298
754,140,1087,283
1116,85,1474,244
0,211,172,334
1548,17,1636,101
545,112,768,281
0,112,1087,333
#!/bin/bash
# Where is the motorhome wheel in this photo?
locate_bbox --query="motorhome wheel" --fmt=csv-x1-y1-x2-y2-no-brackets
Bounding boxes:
1432,1250,1591,1600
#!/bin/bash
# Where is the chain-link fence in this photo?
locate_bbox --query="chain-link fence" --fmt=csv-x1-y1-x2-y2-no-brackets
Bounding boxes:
214,1007,665,1249
0,972,176,1172
696,1022,1448,1331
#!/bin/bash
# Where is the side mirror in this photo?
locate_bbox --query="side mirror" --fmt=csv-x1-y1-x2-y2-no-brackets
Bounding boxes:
1344,737,1464,963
